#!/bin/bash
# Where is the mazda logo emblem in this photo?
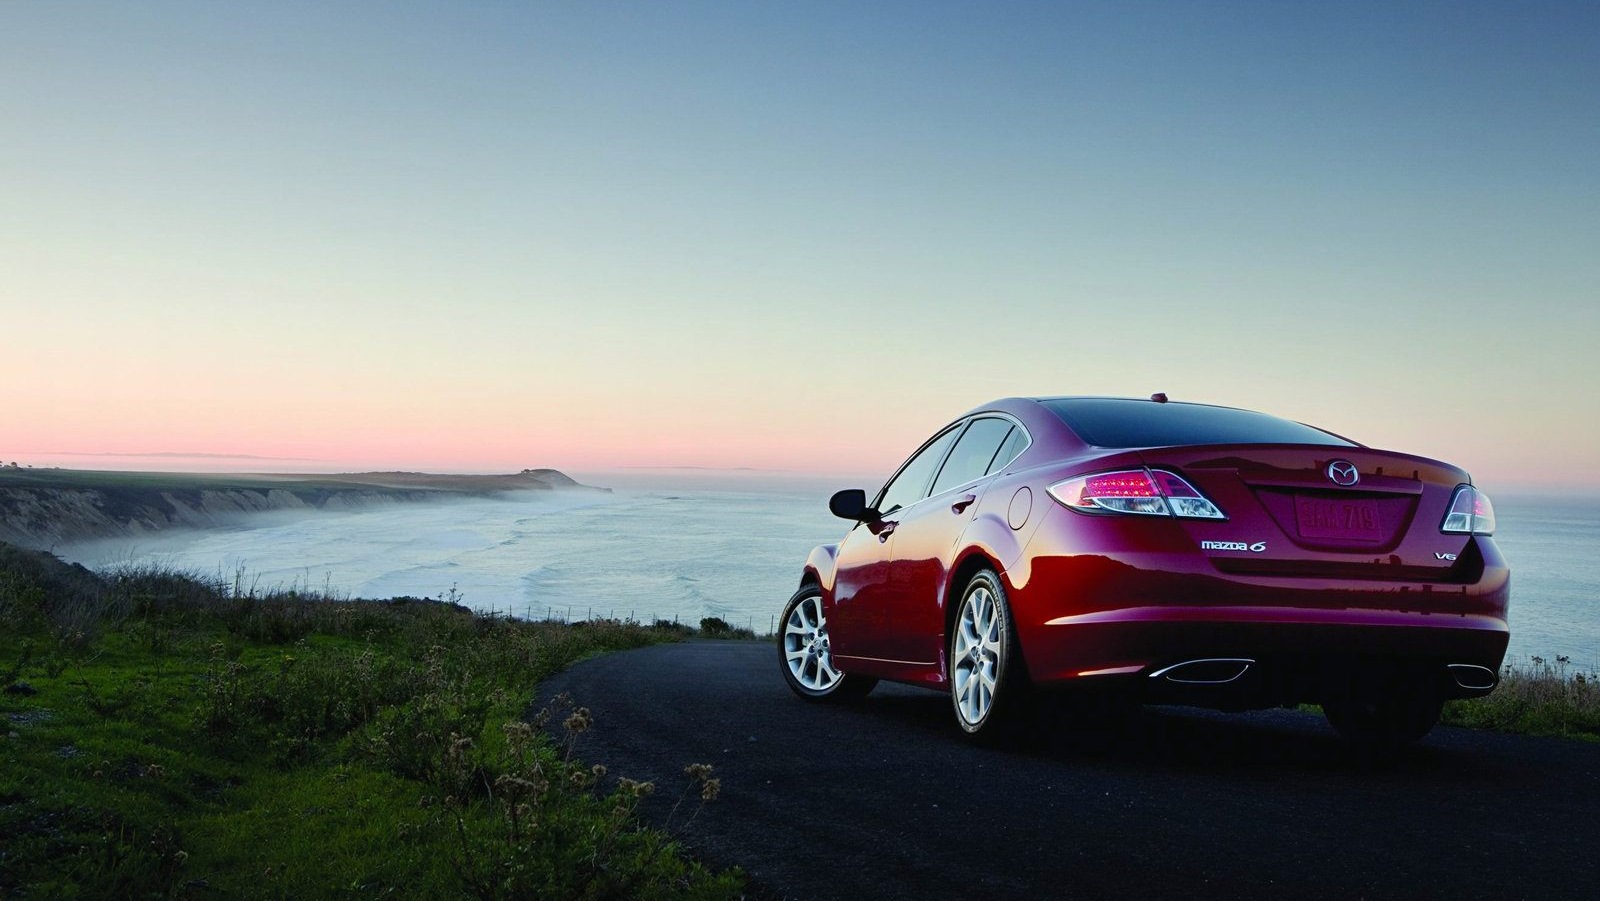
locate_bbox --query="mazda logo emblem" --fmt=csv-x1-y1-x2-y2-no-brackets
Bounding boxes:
1326,460,1360,486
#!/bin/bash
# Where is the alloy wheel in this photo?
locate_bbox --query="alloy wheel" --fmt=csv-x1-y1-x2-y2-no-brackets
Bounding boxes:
784,594,842,692
952,584,1004,726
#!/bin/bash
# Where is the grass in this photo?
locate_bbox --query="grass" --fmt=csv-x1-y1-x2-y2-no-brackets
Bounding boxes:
1442,656,1600,741
0,467,554,493
0,466,364,492
0,543,743,899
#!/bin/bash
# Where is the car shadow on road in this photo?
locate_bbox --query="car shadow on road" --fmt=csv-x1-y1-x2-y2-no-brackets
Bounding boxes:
854,683,1514,784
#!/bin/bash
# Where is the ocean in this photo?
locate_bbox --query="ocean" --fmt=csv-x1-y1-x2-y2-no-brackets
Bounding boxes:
1489,495,1600,669
57,480,1600,671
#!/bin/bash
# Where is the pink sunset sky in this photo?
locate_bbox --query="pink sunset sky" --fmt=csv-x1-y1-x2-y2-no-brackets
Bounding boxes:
3,4,1596,491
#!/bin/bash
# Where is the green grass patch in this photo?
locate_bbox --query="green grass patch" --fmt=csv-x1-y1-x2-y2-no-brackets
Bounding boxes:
0,545,742,898
1442,657,1600,741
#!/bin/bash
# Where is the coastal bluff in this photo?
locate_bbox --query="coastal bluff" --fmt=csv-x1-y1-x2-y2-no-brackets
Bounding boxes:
0,468,598,547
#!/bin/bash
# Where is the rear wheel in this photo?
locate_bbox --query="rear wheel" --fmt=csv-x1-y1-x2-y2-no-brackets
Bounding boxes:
778,586,876,701
949,570,1031,741
1323,691,1443,747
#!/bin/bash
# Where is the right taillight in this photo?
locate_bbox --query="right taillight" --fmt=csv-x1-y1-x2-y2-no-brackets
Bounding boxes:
1047,468,1226,520
1442,486,1496,535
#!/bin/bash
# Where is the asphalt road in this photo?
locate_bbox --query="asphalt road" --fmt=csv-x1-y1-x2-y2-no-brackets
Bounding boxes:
538,641,1598,900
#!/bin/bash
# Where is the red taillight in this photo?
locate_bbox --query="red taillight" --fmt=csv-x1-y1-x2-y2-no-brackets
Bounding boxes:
1048,469,1168,516
1047,468,1225,519
1442,486,1496,535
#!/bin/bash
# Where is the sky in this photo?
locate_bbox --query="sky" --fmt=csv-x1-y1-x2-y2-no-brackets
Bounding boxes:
2,1,1597,488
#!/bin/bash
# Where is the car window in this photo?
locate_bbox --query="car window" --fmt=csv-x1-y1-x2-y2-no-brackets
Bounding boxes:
929,418,1015,496
1041,398,1355,448
875,426,961,516
985,424,1029,475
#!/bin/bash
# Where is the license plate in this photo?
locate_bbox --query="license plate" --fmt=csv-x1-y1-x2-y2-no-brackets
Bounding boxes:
1294,495,1383,541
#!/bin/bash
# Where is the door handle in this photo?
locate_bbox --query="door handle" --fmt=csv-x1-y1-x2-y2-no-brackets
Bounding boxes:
951,494,977,514
877,523,897,542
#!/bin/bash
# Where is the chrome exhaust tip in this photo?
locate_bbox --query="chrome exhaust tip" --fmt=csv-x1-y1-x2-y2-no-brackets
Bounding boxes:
1447,663,1498,691
1148,658,1255,685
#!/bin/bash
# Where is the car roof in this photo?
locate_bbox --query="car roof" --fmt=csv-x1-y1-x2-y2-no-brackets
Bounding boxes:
1027,395,1260,415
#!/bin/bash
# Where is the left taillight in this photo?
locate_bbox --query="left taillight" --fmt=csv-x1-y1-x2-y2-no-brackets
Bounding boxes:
1442,486,1496,535
1047,468,1226,520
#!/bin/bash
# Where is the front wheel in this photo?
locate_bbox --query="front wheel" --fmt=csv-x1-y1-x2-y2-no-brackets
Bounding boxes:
778,586,876,702
949,570,1031,741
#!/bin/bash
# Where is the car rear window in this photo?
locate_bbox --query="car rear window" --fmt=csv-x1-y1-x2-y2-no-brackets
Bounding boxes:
1041,398,1356,448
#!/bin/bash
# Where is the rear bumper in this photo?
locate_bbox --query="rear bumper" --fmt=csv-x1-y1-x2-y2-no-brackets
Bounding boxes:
1021,604,1508,705
1008,535,1511,704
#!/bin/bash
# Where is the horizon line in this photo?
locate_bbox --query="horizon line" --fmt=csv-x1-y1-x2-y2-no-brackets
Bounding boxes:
30,451,316,461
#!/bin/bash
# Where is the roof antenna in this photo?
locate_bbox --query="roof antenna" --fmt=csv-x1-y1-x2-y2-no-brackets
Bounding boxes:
1150,392,1169,403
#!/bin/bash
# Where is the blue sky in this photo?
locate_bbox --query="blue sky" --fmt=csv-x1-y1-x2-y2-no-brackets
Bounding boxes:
2,1,1596,486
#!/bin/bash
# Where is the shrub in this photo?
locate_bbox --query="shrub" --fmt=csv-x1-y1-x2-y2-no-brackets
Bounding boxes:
698,616,756,640
1444,656,1600,740
0,543,124,641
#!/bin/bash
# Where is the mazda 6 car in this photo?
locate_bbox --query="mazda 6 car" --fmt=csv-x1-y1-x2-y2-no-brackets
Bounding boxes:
777,395,1510,746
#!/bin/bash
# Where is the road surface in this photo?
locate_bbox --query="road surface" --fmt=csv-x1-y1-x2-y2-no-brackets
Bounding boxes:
539,641,1596,900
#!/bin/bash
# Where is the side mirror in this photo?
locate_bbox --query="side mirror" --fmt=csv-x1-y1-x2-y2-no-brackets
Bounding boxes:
828,488,874,521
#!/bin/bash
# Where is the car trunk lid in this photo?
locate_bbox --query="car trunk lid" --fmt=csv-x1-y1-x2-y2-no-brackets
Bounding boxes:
1136,444,1473,581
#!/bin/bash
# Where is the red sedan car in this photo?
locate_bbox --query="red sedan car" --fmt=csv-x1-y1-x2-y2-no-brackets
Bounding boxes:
778,396,1509,745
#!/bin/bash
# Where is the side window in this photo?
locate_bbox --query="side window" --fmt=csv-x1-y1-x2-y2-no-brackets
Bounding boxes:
985,424,1029,475
929,418,1015,497
875,427,961,516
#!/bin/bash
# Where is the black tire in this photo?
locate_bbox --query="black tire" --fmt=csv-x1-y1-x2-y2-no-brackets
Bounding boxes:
948,569,1033,743
1323,691,1443,747
777,586,876,702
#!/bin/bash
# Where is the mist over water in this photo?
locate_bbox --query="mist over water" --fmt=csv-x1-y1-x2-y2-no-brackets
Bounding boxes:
57,485,1600,668
61,485,845,635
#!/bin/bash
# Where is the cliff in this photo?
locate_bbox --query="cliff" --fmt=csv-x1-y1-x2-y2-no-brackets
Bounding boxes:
0,468,599,548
